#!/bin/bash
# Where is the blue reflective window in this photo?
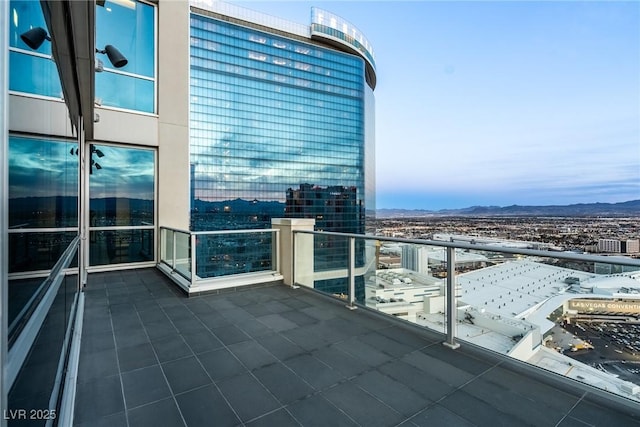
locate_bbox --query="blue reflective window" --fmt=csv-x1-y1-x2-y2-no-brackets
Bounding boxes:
96,0,156,112
96,0,155,77
9,0,50,54
9,50,62,98
9,1,61,97
189,14,366,237
95,71,154,113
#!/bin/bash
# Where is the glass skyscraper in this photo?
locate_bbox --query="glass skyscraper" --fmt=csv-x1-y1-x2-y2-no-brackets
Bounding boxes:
190,7,374,230
188,3,376,285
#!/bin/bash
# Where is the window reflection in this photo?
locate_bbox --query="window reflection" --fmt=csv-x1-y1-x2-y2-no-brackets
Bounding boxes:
95,71,154,113
96,0,155,77
96,0,156,112
9,1,62,97
89,145,155,227
9,0,51,54
8,136,78,228
9,51,62,98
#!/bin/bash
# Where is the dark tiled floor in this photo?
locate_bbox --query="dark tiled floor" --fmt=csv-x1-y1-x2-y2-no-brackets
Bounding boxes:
74,268,640,427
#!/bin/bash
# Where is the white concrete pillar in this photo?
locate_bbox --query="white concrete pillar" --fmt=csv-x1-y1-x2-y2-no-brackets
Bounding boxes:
272,218,315,287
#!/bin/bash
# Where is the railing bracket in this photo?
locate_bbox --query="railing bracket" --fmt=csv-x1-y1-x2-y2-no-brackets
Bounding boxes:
442,341,460,350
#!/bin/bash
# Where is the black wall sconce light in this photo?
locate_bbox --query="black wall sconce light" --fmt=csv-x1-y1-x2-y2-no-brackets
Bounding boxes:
20,27,50,50
96,45,127,68
20,27,128,68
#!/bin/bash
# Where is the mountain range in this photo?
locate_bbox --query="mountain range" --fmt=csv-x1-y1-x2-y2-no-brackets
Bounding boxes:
377,200,640,218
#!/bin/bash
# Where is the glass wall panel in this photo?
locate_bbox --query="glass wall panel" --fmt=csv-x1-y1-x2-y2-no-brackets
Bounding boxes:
88,144,155,266
8,231,77,274
89,144,154,227
8,136,78,228
89,229,154,266
96,0,156,112
9,50,62,98
95,72,154,113
8,1,62,98
9,0,51,54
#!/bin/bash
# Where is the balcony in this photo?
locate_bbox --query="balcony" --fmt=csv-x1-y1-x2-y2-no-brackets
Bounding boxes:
9,220,640,425
74,268,638,426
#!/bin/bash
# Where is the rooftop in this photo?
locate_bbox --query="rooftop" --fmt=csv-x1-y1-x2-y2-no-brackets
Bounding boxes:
74,268,640,426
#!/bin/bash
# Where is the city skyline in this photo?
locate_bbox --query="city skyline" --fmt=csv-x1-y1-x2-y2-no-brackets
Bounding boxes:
236,0,640,210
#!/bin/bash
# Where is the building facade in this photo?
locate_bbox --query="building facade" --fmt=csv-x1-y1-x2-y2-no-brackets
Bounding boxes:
1,0,375,421
188,2,376,282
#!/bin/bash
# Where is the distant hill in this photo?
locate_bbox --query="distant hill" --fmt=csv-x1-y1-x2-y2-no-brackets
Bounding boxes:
377,200,640,218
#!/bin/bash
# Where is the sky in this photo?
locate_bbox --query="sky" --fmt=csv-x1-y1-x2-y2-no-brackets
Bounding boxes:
234,0,640,210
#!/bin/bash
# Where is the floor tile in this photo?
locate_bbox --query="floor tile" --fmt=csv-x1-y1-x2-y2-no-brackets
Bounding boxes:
117,342,157,372
74,375,124,424
287,394,357,427
197,348,247,382
227,341,277,370
127,397,185,427
252,363,314,404
217,372,281,422
162,356,212,394
322,382,405,427
175,384,240,427
122,365,172,409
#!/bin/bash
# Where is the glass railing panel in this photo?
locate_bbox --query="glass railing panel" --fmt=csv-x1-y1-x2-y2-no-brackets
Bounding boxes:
365,240,448,334
160,227,174,265
195,230,274,278
309,233,351,301
89,228,155,265
174,230,191,279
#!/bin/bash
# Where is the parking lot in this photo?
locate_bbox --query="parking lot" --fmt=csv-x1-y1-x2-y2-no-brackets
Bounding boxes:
560,319,640,384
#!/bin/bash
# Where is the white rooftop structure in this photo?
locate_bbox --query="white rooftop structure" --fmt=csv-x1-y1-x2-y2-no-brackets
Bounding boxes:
458,259,640,333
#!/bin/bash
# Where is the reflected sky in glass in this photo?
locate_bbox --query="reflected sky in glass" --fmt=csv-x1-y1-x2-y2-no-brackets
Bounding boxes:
9,0,51,54
8,137,78,228
89,145,155,200
96,0,155,77
9,137,77,199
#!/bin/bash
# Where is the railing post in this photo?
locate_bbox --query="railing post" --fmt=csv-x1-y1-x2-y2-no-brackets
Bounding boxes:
274,229,281,279
443,246,460,349
190,233,197,288
346,236,357,310
171,230,177,270
290,230,299,289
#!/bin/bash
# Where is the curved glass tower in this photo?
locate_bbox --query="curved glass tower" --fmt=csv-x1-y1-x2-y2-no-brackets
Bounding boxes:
189,2,376,285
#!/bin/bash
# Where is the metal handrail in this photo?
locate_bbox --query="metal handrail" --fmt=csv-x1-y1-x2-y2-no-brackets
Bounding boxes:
294,229,640,268
192,228,278,236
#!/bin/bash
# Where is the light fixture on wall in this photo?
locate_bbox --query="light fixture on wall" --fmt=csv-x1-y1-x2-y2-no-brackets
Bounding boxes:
20,27,51,49
96,45,127,68
20,27,128,68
